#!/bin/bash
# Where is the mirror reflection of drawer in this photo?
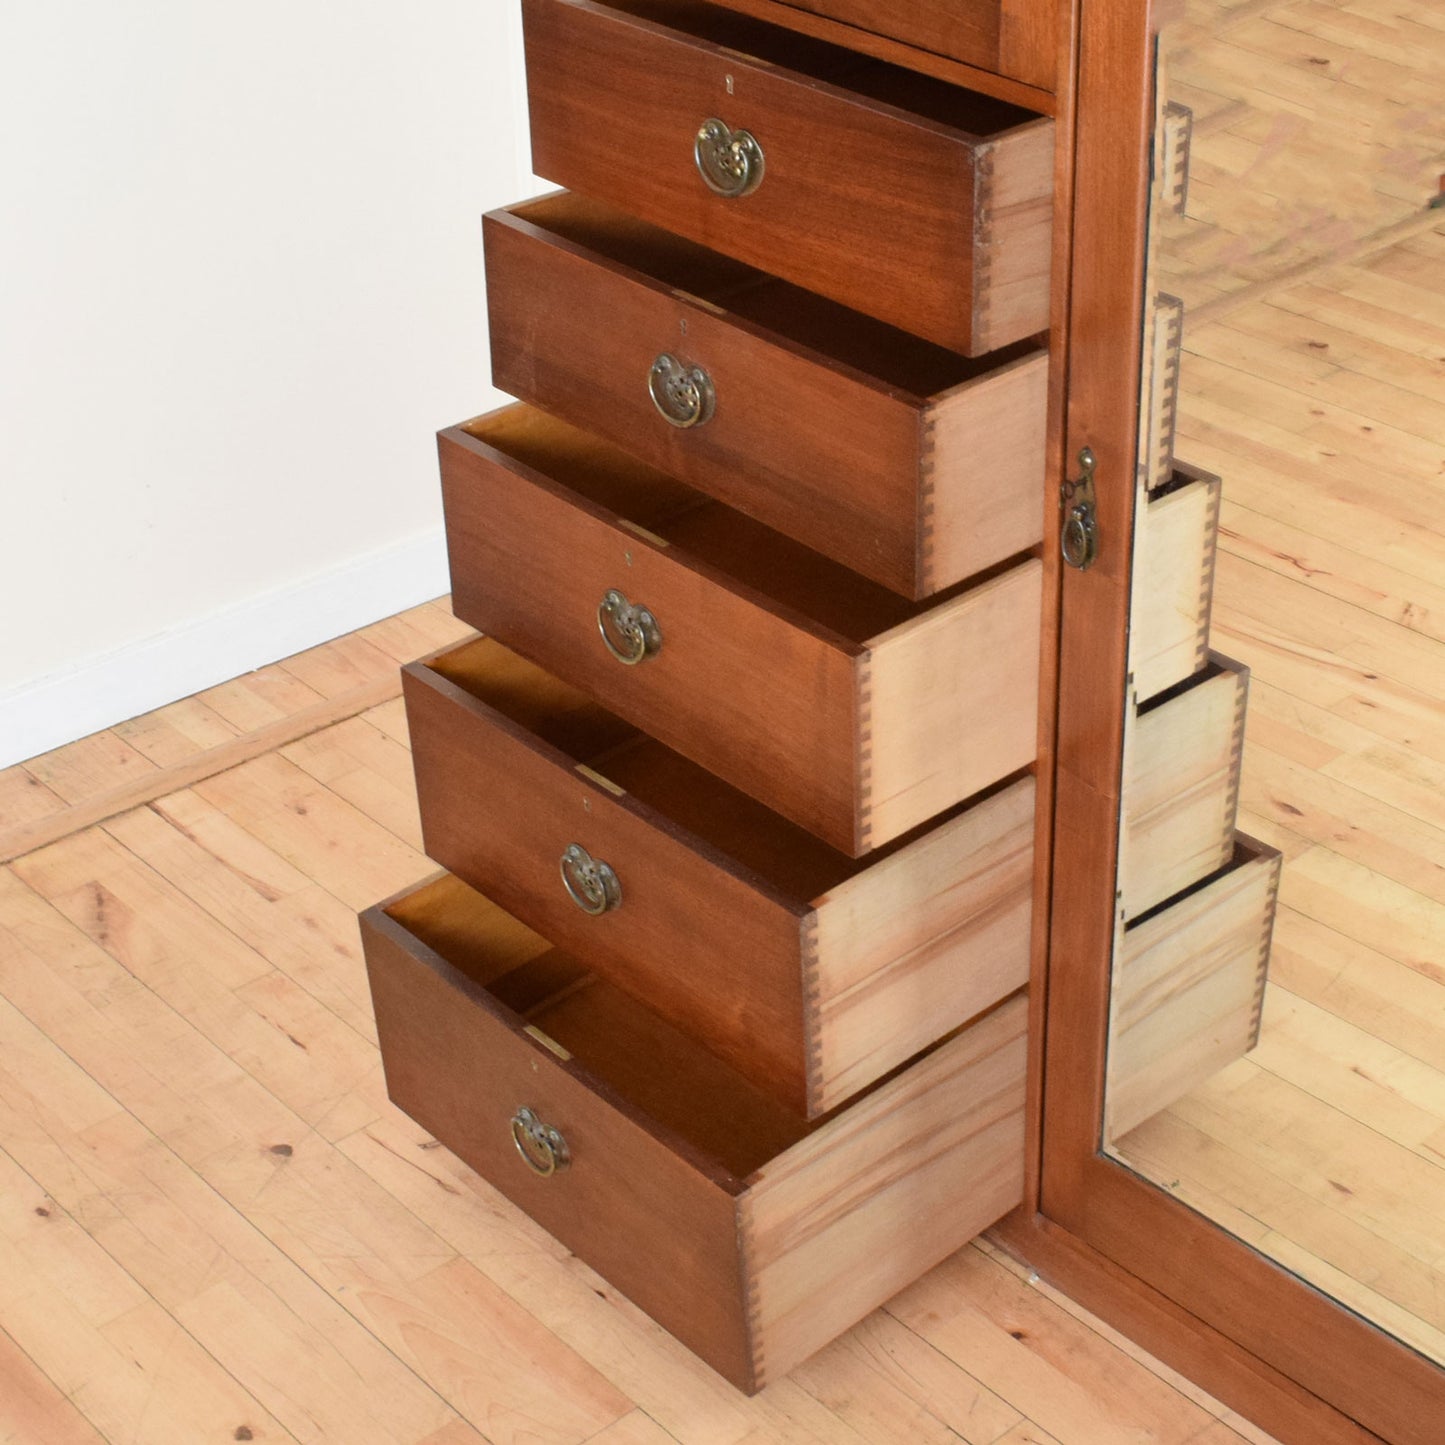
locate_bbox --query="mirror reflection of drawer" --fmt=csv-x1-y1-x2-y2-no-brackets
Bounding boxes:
439,407,1042,858
1120,653,1247,920
755,0,1056,88
1105,835,1282,1146
1129,460,1221,704
521,0,1054,355
361,872,1028,1392
484,193,1048,599
402,636,1035,1118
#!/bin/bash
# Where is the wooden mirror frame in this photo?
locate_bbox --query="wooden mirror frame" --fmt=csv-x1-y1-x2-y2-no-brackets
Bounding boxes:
994,2,1445,1442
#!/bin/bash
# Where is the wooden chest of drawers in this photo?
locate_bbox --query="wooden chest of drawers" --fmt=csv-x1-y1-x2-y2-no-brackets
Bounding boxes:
359,0,1058,1392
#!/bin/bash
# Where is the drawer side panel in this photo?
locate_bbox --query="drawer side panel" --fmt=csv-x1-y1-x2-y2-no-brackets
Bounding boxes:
808,776,1035,1112
740,993,1028,1385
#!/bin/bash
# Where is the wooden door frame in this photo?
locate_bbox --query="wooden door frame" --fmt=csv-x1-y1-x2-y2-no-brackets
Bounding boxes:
994,1,1445,1442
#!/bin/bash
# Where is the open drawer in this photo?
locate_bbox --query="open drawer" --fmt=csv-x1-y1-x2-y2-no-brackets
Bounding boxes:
1105,835,1282,1146
484,193,1048,599
522,0,1054,355
361,871,1028,1393
1129,459,1222,704
440,407,1041,856
1120,653,1248,920
404,636,1035,1116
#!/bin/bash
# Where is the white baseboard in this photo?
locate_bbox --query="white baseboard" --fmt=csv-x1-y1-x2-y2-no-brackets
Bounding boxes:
0,529,449,771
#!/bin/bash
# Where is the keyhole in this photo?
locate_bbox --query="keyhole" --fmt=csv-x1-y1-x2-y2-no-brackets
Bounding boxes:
725,74,734,96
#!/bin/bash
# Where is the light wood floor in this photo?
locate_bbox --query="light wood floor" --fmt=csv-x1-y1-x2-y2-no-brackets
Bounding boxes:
0,606,1279,1444
1114,0,1445,1373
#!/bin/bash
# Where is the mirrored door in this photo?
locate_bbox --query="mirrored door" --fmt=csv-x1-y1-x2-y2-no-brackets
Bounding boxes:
1103,0,1445,1369
1024,1,1445,1439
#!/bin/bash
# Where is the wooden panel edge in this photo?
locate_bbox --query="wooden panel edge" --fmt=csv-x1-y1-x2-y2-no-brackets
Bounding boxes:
989,1212,1390,1445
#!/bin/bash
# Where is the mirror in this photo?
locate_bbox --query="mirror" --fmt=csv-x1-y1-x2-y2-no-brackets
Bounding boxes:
1103,0,1445,1365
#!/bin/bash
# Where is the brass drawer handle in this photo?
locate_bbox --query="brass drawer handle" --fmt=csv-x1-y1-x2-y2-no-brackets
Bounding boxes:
597,588,662,666
695,118,765,199
649,353,715,429
560,843,622,916
511,1106,570,1177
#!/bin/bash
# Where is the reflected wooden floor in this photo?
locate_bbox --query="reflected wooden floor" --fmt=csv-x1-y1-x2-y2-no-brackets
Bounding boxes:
0,608,1277,1442
1115,215,1445,1363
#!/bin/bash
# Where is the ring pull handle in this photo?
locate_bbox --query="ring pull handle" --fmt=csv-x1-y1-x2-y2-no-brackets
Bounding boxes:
597,588,662,666
695,118,765,199
511,1107,570,1177
649,353,715,429
560,843,622,917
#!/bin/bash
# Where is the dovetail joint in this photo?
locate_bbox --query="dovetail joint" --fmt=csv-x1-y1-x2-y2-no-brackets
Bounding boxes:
856,655,875,854
1249,862,1282,1049
918,415,940,597
801,913,825,1118
1195,481,1222,668
736,1196,767,1392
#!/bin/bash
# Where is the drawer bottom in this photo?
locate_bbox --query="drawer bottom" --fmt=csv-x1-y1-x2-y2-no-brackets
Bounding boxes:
361,870,1027,1392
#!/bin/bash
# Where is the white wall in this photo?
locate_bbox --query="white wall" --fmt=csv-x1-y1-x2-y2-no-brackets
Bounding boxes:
0,2,538,768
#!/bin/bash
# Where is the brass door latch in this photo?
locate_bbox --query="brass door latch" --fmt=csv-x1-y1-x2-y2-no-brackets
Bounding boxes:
1061,446,1100,571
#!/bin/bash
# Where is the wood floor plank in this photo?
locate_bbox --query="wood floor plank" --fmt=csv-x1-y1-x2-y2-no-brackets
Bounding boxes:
113,694,242,769
788,1310,1023,1445
279,632,401,701
190,753,427,911
0,867,628,1445
1267,905,1445,1074
0,1136,301,1445
888,1248,1224,1445
0,768,66,835
24,730,157,807
582,1412,681,1445
199,663,327,735
108,797,379,1043
0,673,409,867
0,1324,112,1445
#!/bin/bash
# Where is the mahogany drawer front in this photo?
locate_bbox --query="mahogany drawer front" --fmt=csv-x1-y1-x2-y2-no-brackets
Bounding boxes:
440,407,1042,857
485,193,1048,599
1120,654,1247,920
521,0,1054,356
361,872,1029,1392
403,636,1036,1118
1104,836,1281,1146
1129,460,1221,705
